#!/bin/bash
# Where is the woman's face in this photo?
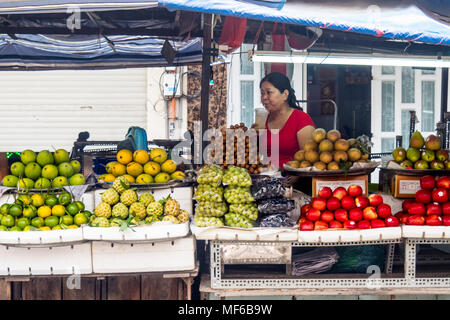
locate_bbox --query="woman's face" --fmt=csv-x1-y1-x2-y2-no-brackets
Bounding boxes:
260,81,288,113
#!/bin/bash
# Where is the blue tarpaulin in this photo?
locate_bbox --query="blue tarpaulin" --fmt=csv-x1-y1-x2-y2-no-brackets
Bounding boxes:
159,0,450,46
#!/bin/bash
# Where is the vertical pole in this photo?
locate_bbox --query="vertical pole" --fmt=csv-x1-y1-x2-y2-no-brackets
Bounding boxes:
200,14,213,162
441,68,448,124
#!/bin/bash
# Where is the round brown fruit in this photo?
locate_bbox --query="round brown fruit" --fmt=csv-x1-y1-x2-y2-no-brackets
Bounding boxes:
303,140,318,152
347,148,362,162
319,151,333,164
361,153,369,160
312,128,327,143
327,161,340,170
334,139,350,152
318,139,334,153
347,138,358,148
313,162,327,171
294,150,305,162
333,150,348,163
326,129,341,142
300,160,312,168
286,160,300,168
305,150,320,163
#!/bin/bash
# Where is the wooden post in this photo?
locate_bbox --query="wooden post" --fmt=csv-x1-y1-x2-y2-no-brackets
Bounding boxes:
0,153,8,181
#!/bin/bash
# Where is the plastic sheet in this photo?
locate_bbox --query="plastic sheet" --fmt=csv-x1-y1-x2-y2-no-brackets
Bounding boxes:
292,248,339,276
258,213,296,228
251,177,286,201
257,197,295,216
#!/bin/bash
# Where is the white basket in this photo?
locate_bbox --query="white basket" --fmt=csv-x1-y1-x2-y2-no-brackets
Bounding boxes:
0,242,92,276
402,225,450,239
82,221,190,241
191,224,298,241
0,228,84,245
298,227,402,243
91,235,196,273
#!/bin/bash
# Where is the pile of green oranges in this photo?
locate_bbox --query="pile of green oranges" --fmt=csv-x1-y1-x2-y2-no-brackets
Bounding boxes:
0,192,92,231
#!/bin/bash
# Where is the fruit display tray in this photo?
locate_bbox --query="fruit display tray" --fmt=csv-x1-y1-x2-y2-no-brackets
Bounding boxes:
379,167,450,177
97,178,195,190
283,164,379,177
0,228,84,245
298,227,402,243
402,225,450,239
91,235,196,273
190,224,299,241
82,221,190,241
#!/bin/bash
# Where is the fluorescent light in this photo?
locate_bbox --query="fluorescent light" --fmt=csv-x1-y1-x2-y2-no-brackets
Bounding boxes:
249,50,450,68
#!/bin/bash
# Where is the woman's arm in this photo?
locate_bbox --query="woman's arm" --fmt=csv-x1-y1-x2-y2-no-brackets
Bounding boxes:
297,125,315,150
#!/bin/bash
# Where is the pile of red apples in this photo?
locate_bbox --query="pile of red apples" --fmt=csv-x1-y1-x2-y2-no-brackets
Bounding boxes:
298,185,399,231
397,175,450,226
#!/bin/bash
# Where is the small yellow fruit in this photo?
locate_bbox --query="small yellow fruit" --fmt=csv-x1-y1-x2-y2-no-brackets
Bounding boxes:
111,163,126,177
105,161,118,174
136,173,154,184
149,148,168,164
144,161,161,176
161,159,177,174
39,226,51,231
117,149,133,165
133,150,150,164
37,206,52,218
126,162,144,177
98,173,116,182
170,171,186,180
122,174,136,183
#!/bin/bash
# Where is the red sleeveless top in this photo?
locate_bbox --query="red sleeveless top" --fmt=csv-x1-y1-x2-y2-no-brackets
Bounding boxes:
263,109,315,168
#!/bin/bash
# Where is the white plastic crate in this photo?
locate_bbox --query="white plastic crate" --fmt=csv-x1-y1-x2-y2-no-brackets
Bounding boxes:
402,225,450,239
91,235,196,273
191,224,298,241
0,228,84,245
82,221,190,241
0,242,92,276
297,227,402,243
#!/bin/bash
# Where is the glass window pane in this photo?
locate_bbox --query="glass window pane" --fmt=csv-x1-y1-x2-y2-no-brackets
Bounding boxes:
382,66,395,75
401,110,413,149
241,81,254,128
240,43,254,75
381,138,395,153
422,81,435,132
422,68,436,75
382,81,395,132
402,67,415,103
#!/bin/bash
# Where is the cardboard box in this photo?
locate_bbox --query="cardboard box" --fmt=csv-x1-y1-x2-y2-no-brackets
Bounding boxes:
391,174,421,198
312,174,368,197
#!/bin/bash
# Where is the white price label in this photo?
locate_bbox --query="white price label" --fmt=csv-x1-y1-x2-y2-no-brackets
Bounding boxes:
399,179,421,194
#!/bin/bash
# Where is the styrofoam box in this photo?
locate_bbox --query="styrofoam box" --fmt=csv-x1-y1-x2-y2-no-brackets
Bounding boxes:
402,226,450,239
82,221,190,241
0,229,84,245
91,235,196,273
0,242,92,276
94,186,194,216
298,227,402,243
191,224,298,241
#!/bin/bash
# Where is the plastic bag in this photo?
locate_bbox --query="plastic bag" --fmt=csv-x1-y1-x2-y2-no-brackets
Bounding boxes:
258,213,296,228
224,186,255,204
196,165,224,186
194,184,224,202
292,248,339,276
224,212,255,228
328,245,386,274
195,201,228,217
194,214,224,227
257,197,295,216
251,177,286,201
222,166,252,187
229,203,258,221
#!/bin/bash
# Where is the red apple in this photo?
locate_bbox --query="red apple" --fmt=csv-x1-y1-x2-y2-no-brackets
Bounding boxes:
334,208,348,222
349,207,363,221
314,221,329,230
311,197,327,211
436,176,450,189
300,221,314,231
328,220,343,229
300,204,311,217
343,220,357,229
420,175,436,190
415,189,432,204
385,216,400,227
402,199,415,212
368,194,383,207
398,213,411,224
407,215,425,225
443,216,450,226
432,188,449,203
357,220,371,229
425,214,443,226
426,202,442,216
332,187,348,201
377,203,392,218
317,186,333,199
341,195,356,210
320,210,334,223
347,185,363,197
326,197,341,211
306,208,321,221
407,202,426,215
363,206,378,220
442,202,450,215
355,196,370,209
297,217,306,226
371,219,386,228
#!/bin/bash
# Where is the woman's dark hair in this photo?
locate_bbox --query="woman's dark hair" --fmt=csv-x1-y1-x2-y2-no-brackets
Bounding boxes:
260,72,303,111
